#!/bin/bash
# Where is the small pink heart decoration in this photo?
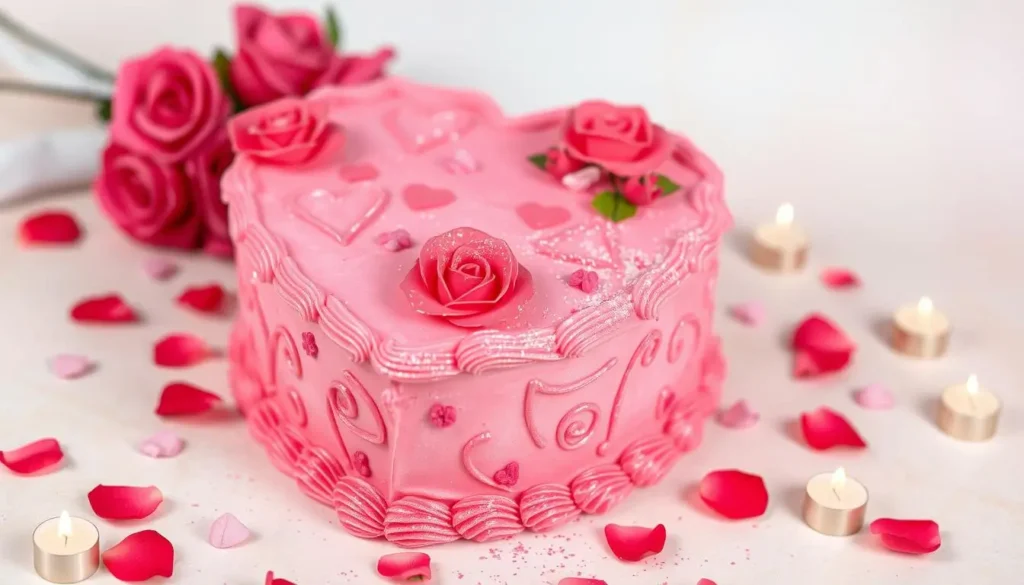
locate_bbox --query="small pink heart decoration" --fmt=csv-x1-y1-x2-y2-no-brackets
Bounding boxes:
402,184,457,211
516,202,571,230
208,512,251,549
854,383,894,410
717,400,760,429
492,461,520,487
137,430,184,458
339,163,380,182
47,354,93,379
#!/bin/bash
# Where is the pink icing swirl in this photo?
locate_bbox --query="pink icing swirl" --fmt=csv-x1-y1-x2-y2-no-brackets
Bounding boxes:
295,447,345,506
618,434,679,487
570,464,633,514
454,328,560,374
275,258,324,322
371,338,459,381
319,295,374,363
632,234,702,320
518,484,581,532
332,477,387,539
555,294,634,358
451,495,524,542
384,496,461,548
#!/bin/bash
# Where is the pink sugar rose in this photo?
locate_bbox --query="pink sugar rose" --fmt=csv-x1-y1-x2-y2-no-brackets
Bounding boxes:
228,97,344,167
186,132,235,258
110,47,230,164
621,174,663,206
563,100,672,177
400,227,535,328
544,147,585,180
95,143,202,250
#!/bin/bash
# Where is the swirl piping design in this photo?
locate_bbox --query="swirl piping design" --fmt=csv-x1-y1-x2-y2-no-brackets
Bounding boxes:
455,328,560,374
332,477,388,539
598,329,662,456
460,431,511,492
523,358,616,449
327,371,388,445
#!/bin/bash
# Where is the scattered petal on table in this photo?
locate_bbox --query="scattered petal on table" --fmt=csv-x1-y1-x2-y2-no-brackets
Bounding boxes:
177,283,226,313
155,382,222,417
870,518,941,554
377,552,432,581
603,523,667,562
729,301,765,327
698,469,769,520
88,485,164,520
717,400,760,429
137,430,184,458
70,294,138,323
820,267,861,289
791,313,855,378
854,383,895,410
47,353,93,379
559,580,607,585
154,333,211,367
209,513,251,549
697,580,718,585
800,406,867,450
102,530,174,581
142,257,178,281
265,571,297,585
0,438,63,475
18,210,81,245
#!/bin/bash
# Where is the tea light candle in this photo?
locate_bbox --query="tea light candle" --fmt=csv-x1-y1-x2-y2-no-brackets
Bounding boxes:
937,374,1001,441
749,203,809,272
33,511,100,583
890,296,950,358
802,467,868,536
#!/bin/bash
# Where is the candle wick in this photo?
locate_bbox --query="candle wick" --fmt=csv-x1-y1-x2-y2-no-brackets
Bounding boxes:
832,487,841,502
64,535,68,547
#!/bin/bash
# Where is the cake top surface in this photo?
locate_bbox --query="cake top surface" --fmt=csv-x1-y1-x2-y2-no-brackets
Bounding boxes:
224,77,729,381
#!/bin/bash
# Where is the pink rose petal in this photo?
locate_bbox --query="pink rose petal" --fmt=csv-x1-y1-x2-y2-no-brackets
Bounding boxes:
697,580,718,585
377,552,432,581
47,354,93,379
142,257,178,281
869,518,941,555
729,301,765,327
208,512,250,549
854,383,895,410
821,267,861,289
800,406,867,450
137,430,184,458
717,400,760,429
604,523,667,562
0,438,63,475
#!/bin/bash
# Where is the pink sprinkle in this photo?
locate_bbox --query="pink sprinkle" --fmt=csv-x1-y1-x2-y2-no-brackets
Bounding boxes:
428,404,457,428
301,332,318,358
717,400,760,429
47,353,93,379
376,229,413,252
137,430,184,458
208,512,250,548
568,269,599,293
142,257,178,281
854,383,895,410
729,301,765,327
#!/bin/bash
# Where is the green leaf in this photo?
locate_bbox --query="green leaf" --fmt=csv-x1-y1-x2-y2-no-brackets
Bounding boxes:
324,6,341,48
591,191,637,222
655,174,681,196
96,98,112,123
212,49,245,113
527,153,548,170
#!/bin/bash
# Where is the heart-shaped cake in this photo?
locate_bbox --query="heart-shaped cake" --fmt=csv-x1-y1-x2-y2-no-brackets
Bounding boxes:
224,77,730,547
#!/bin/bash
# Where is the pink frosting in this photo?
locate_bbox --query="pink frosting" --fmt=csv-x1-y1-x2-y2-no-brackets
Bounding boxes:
570,464,633,514
451,495,523,542
384,496,460,548
295,447,345,506
518,484,581,532
562,100,672,178
618,435,679,487
332,477,387,539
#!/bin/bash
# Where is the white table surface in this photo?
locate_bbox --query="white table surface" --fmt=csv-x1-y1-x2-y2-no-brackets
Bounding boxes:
1,1,1023,583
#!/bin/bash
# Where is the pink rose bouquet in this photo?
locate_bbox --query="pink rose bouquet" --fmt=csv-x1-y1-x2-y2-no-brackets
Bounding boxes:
93,3,394,256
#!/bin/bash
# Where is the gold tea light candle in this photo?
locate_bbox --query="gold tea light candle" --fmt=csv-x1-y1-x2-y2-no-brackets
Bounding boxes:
891,296,950,358
937,374,1001,442
802,467,868,536
33,511,100,583
750,203,809,272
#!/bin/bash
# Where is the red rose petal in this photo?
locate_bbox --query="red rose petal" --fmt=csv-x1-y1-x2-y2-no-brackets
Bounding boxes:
697,580,718,585
377,552,432,581
265,571,297,585
0,438,63,475
177,284,226,313
821,267,861,289
800,406,867,450
19,210,81,245
154,333,211,367
70,294,138,323
791,313,855,378
559,580,608,585
155,382,222,416
88,485,164,520
603,523,667,562
870,518,941,554
102,530,174,581
698,469,769,520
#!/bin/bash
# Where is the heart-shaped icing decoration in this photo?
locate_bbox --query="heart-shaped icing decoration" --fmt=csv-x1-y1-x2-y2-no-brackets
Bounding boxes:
516,202,571,230
492,461,520,487
339,163,380,182
383,107,477,154
402,184,457,211
533,222,622,269
291,185,390,246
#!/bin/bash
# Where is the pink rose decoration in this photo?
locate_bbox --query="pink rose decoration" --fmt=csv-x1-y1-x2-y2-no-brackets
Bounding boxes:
229,4,394,107
186,132,235,257
228,97,344,167
544,147,585,180
621,174,663,206
400,227,535,328
95,144,202,250
110,47,230,163
563,100,672,177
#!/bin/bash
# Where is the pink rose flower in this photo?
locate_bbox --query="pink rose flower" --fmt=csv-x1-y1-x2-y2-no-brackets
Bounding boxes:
544,147,585,180
110,47,230,163
313,47,396,90
621,174,663,206
228,97,344,167
94,143,202,250
562,100,672,177
400,227,535,328
186,132,235,257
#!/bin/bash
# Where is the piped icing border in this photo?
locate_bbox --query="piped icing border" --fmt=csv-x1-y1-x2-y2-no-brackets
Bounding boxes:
223,77,731,384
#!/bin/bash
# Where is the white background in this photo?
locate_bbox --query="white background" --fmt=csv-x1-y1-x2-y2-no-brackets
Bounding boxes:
0,1,1022,584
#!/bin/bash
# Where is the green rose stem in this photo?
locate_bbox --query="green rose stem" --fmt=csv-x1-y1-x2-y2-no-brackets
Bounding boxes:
0,10,116,82
0,80,109,102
